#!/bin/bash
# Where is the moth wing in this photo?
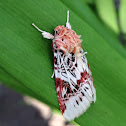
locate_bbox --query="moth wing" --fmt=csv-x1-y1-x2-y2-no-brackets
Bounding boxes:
54,49,96,121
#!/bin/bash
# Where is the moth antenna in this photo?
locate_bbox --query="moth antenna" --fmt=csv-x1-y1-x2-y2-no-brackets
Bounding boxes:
66,10,71,29
32,23,54,39
67,11,69,24
32,23,44,33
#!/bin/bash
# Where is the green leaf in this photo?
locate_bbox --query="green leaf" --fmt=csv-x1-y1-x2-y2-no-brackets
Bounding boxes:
0,68,42,101
119,0,126,34
84,0,94,4
95,0,119,33
0,0,126,125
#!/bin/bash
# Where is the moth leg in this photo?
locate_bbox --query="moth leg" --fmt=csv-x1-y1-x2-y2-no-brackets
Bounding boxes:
51,70,55,78
32,23,54,39
84,52,88,55
66,10,71,29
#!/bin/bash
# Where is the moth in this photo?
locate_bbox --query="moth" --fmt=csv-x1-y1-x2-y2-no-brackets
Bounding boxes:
32,11,96,121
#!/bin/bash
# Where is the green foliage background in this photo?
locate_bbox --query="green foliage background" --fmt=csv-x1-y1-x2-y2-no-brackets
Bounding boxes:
0,0,126,125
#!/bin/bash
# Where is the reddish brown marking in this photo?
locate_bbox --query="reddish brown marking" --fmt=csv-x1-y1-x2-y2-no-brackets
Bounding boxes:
77,78,83,85
60,103,66,114
77,70,93,88
55,78,66,114
54,67,57,70
81,70,90,80
88,63,90,68
64,83,73,94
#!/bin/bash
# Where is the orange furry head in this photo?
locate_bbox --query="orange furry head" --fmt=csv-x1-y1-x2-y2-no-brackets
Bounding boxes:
53,25,82,54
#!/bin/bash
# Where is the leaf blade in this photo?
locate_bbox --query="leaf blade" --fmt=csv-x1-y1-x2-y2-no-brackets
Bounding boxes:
0,0,126,125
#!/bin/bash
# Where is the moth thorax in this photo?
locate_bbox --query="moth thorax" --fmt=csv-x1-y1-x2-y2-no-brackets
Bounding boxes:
53,25,82,55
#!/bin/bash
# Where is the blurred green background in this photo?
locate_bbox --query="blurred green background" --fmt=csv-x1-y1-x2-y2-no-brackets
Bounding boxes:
0,0,126,125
